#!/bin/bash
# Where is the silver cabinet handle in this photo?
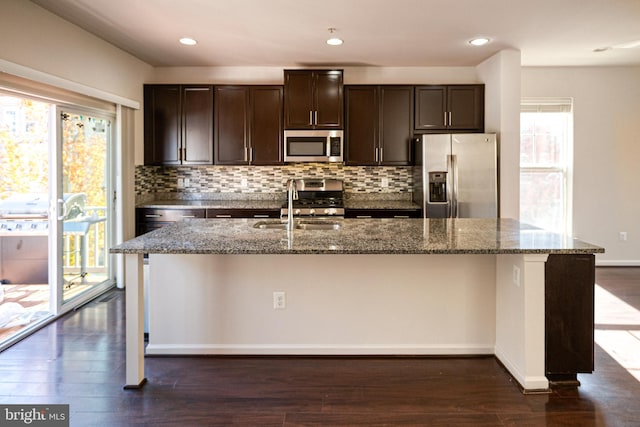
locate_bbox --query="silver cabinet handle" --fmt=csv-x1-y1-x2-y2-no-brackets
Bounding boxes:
180,215,196,218
444,111,447,127
379,147,383,162
356,215,372,219
253,214,269,218
309,111,313,125
215,214,232,218
375,147,379,162
314,110,318,125
448,111,452,127
144,214,162,218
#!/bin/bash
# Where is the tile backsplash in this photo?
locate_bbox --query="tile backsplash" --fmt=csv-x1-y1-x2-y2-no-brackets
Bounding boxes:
136,164,413,202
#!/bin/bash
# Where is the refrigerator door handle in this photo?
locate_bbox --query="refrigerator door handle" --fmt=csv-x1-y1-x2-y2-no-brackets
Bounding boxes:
449,154,458,218
446,155,454,218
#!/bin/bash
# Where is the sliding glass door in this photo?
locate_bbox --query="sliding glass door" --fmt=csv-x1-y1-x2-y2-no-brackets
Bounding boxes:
52,108,114,309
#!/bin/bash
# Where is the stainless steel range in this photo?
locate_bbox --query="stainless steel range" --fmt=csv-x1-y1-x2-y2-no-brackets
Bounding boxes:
280,179,344,218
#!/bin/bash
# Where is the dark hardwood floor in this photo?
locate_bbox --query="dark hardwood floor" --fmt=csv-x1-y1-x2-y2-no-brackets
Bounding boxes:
0,267,639,426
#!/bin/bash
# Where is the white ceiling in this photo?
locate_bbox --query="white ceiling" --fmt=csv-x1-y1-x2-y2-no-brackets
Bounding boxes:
31,0,640,67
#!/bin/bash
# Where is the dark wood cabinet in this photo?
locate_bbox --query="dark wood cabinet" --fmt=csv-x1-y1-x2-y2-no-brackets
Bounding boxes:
144,85,213,165
206,208,280,219
545,254,595,383
414,85,484,132
136,208,206,236
284,70,343,129
214,85,283,165
345,208,421,218
345,85,413,165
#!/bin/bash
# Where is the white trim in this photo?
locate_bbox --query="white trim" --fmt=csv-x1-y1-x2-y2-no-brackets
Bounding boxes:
145,344,496,356
596,260,640,267
0,59,139,109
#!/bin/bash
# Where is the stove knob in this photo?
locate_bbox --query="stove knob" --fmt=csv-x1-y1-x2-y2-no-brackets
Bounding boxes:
309,209,315,215
294,209,301,215
326,208,337,215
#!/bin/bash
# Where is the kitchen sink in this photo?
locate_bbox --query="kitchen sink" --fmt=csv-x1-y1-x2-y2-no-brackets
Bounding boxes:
253,220,342,231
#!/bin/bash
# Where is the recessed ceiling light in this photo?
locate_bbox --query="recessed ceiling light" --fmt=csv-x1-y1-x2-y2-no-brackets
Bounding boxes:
469,37,490,46
179,37,197,46
326,28,343,46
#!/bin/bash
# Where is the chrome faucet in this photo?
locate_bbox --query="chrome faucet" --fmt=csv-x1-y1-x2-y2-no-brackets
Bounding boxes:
286,179,298,231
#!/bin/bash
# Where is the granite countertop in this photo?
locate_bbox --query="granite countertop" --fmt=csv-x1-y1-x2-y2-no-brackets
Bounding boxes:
111,218,604,255
137,199,420,211
137,199,284,210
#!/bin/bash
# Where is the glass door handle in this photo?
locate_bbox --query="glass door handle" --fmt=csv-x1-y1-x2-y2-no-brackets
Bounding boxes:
56,198,66,220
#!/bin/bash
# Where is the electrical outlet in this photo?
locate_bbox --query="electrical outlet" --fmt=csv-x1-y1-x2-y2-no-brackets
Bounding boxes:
273,291,286,309
513,265,521,287
241,178,248,188
184,178,190,187
177,178,184,188
381,177,389,188
619,232,628,241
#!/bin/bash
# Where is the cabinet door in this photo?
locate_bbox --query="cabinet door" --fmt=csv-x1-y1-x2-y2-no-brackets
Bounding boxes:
284,71,314,129
250,86,283,165
215,86,249,165
182,86,213,164
414,86,447,130
448,85,484,131
314,70,343,129
380,86,413,165
545,254,595,378
144,85,181,165
345,86,378,165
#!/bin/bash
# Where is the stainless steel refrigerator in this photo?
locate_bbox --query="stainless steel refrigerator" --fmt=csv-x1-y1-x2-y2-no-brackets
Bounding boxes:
413,134,498,218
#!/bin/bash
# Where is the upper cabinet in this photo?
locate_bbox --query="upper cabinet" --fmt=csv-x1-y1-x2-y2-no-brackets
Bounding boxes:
214,86,283,165
414,85,484,132
284,70,343,129
345,85,414,166
144,85,214,165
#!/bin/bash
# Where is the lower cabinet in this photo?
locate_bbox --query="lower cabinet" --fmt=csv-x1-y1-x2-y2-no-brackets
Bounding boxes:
545,254,595,383
205,209,280,219
136,208,206,236
345,208,421,219
136,207,282,236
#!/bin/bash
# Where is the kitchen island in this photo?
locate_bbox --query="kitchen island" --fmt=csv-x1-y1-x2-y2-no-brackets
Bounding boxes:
111,218,603,392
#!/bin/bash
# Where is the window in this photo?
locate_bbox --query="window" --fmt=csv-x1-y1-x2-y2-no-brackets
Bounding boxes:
520,99,573,234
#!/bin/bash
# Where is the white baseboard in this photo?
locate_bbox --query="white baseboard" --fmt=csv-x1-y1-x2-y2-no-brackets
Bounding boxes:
596,260,640,267
145,343,495,356
494,346,549,391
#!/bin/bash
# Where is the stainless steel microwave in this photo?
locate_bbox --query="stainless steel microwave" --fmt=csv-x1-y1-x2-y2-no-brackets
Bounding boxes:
283,130,343,163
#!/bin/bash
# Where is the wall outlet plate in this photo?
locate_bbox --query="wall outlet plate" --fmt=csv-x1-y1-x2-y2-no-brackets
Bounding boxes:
273,291,286,309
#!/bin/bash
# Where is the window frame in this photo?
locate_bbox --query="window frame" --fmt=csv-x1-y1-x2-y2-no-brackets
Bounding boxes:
520,98,574,235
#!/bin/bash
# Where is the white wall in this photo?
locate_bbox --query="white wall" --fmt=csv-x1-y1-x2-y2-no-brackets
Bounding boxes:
0,0,153,160
476,50,522,219
522,67,640,265
151,65,479,86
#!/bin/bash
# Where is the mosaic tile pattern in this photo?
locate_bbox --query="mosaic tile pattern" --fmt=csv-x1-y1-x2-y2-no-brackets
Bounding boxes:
136,164,414,198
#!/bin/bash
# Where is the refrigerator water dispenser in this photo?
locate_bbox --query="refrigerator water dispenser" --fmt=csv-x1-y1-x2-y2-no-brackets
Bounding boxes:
428,172,447,203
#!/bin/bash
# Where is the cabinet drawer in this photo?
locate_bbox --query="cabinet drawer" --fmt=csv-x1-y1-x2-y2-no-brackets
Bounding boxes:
206,209,280,219
137,208,206,222
345,209,421,219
